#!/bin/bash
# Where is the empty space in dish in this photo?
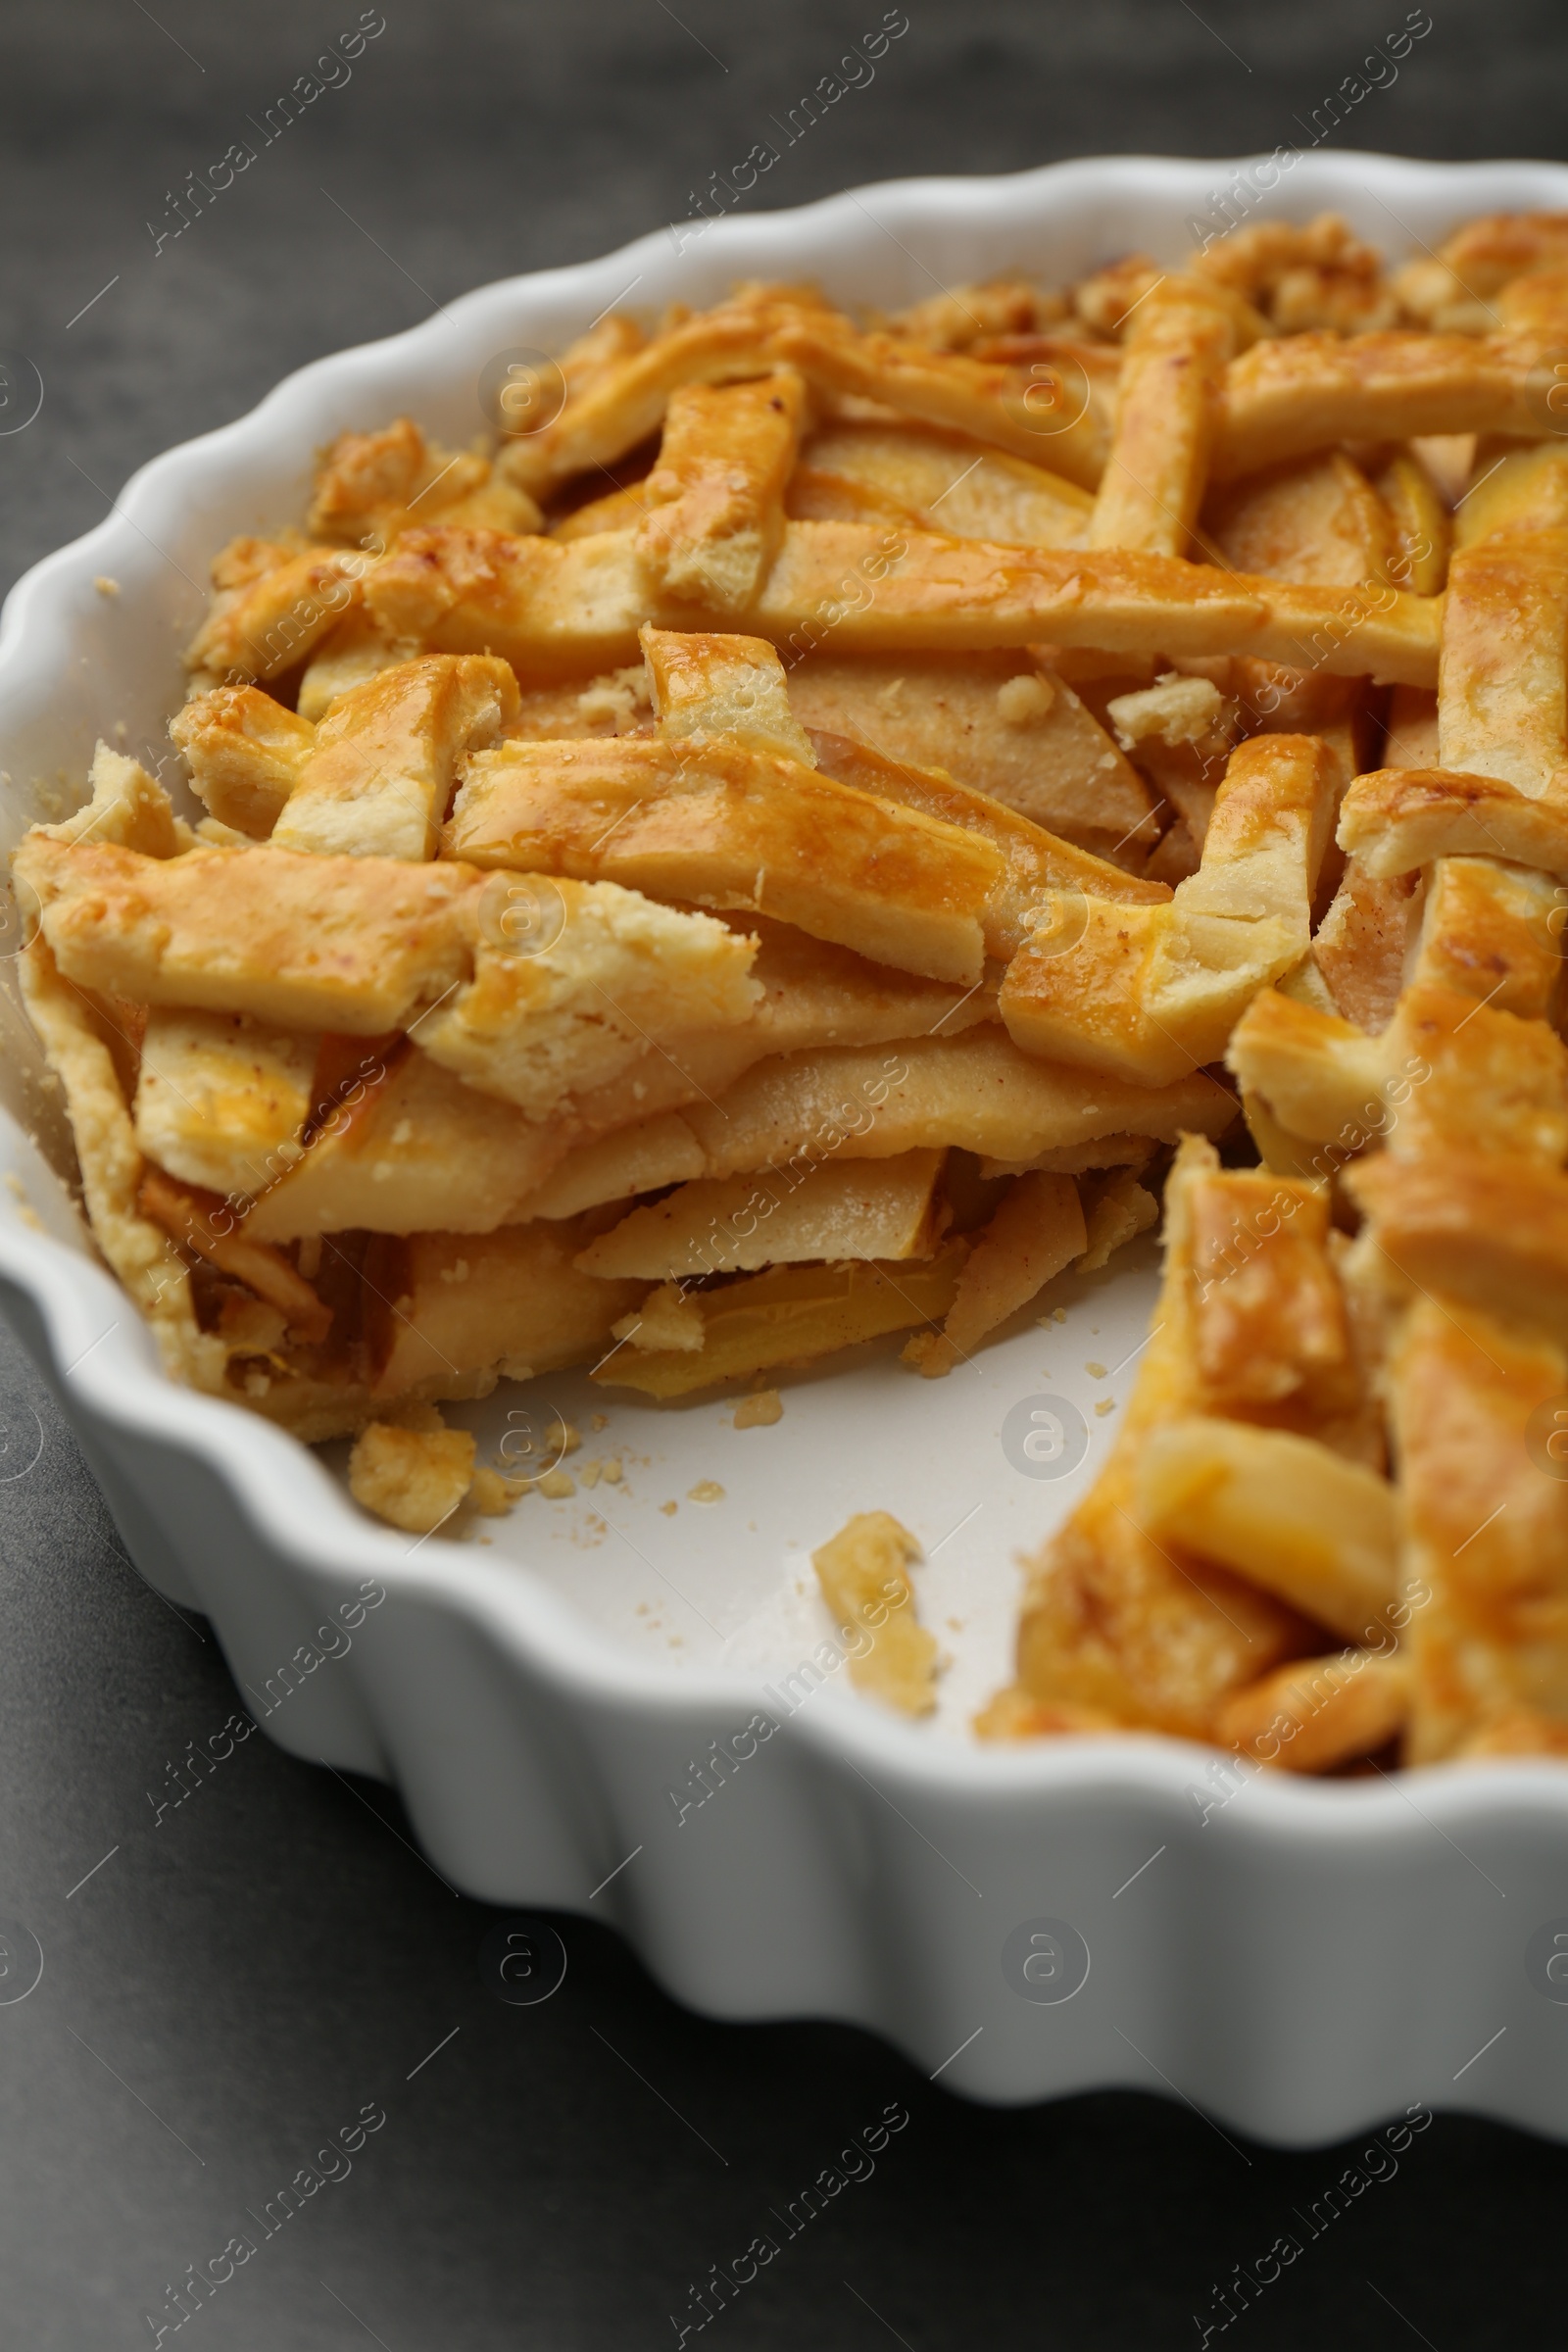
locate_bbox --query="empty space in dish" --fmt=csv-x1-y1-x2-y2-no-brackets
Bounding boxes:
318,1240,1160,1733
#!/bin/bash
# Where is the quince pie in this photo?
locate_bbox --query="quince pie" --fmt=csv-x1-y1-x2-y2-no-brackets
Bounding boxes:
18,209,1568,1760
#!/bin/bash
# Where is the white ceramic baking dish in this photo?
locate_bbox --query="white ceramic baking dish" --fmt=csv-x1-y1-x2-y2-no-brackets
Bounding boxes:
5,151,1568,2141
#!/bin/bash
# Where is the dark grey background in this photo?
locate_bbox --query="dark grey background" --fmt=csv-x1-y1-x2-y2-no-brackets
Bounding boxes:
2,2,1565,2342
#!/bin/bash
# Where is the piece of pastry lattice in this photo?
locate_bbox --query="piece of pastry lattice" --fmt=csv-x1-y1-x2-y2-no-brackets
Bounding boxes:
985,232,1568,1764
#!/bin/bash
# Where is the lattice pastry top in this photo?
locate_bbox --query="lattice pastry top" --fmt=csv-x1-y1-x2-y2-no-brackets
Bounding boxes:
16,205,1568,1756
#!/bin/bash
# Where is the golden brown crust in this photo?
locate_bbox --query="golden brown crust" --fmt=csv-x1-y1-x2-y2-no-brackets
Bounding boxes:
271,654,520,860
636,372,807,612
497,290,826,499
1390,1299,1568,1762
1408,856,1562,1021
23,836,477,1033
187,541,368,683
30,227,1568,1757
1136,1420,1398,1643
1211,329,1568,483
1348,1152,1568,1340
755,524,1441,682
1337,766,1568,879
133,1009,317,1200
308,416,541,547
1089,281,1236,559
16,940,214,1379
1012,1138,1326,1738
1453,441,1568,547
641,624,815,761
1438,530,1568,792
1187,1170,1354,1416
878,278,1068,350
1001,733,1337,1085
1231,976,1568,1171
1194,213,1396,335
805,725,1163,960
170,687,317,838
1216,1650,1407,1772
1396,211,1568,327
767,315,1109,493
361,518,1443,684
447,733,1001,985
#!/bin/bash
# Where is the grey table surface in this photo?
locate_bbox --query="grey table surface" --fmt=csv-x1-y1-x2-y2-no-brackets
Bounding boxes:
2,2,1566,2342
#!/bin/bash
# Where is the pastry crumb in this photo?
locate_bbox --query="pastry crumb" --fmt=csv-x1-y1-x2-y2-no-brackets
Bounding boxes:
468,1465,514,1515
812,1511,937,1716
536,1467,576,1498
615,1282,705,1352
687,1479,724,1503
1085,1360,1107,1379
590,1412,610,1431
1107,670,1226,752
1094,1396,1117,1417
603,1456,622,1483
996,670,1055,726
733,1389,783,1429
579,1458,602,1489
660,1499,678,1516
349,1419,475,1534
93,575,120,597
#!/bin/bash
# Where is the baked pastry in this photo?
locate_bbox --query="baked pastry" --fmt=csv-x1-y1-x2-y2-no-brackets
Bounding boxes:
17,209,1568,1755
